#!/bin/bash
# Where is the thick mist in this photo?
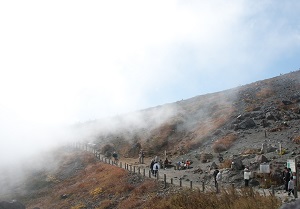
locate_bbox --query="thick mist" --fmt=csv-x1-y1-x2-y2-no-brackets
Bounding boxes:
0,0,300,199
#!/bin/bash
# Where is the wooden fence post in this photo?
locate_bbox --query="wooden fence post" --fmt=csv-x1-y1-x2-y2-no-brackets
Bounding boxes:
180,179,182,187
190,181,193,190
271,185,275,195
164,174,167,189
202,181,205,192
171,178,173,184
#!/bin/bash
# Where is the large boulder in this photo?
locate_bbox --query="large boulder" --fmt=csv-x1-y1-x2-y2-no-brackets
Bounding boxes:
210,162,218,170
266,112,276,120
238,118,256,129
0,201,25,209
255,155,269,163
249,179,260,187
282,100,293,105
231,158,244,170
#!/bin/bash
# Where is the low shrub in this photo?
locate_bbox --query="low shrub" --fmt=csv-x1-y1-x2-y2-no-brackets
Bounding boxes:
212,134,238,153
144,188,281,209
293,135,300,144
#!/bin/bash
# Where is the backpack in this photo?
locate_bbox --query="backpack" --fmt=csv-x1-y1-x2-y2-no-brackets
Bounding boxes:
155,164,158,170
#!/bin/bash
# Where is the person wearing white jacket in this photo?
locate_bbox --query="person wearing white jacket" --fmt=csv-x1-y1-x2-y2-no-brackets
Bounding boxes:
288,176,295,196
216,170,223,188
244,167,251,187
153,162,160,177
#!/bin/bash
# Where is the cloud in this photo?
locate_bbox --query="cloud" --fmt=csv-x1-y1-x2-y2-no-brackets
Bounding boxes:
0,0,300,167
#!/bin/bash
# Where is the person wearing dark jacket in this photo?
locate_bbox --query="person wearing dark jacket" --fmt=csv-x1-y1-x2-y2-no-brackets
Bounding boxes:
213,169,219,187
150,159,155,175
284,167,291,192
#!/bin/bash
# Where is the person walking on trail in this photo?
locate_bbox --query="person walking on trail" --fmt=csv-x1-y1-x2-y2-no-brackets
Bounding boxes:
244,167,251,187
288,176,295,196
213,169,219,187
112,151,118,165
139,149,145,164
283,167,291,192
153,161,160,177
216,170,223,190
164,158,169,169
150,159,155,175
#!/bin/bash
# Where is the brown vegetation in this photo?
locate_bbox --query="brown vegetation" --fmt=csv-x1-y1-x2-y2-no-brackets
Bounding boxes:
22,151,283,209
212,134,238,153
219,159,232,169
256,88,274,99
293,135,300,144
143,188,281,209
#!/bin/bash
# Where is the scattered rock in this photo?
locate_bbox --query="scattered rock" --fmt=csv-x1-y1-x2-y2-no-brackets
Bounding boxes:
255,155,269,163
266,112,276,120
238,118,256,129
231,158,244,170
282,100,293,105
249,179,260,187
210,162,218,170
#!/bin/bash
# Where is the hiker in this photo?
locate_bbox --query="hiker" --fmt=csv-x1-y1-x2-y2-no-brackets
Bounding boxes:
185,159,191,169
150,159,155,174
179,161,185,170
288,176,295,196
283,167,291,192
244,167,251,187
153,161,160,177
218,153,224,163
213,169,219,187
164,158,169,169
112,151,118,165
159,159,163,168
176,161,181,170
216,170,223,189
139,149,145,164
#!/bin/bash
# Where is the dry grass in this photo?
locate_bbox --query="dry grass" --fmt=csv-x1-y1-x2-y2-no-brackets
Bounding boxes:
212,134,238,153
256,88,274,99
242,148,260,155
293,135,300,144
268,125,287,132
144,188,281,209
219,159,232,169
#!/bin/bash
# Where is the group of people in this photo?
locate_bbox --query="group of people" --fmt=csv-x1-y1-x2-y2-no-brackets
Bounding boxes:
176,159,192,170
150,158,161,177
115,149,296,197
213,166,251,189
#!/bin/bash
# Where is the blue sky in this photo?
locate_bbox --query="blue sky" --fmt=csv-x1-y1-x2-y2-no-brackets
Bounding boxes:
0,0,300,162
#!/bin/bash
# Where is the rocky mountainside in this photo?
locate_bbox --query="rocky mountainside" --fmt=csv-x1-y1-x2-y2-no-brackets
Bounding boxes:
81,70,300,162
70,70,300,190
